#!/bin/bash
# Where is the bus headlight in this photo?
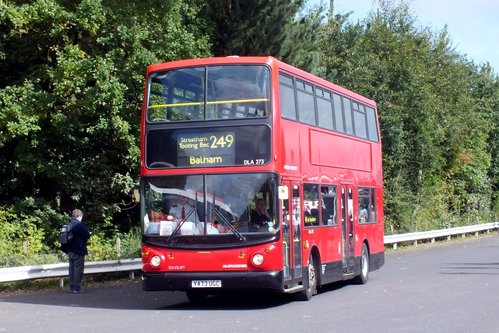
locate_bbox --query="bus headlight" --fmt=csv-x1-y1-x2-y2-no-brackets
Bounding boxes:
251,253,264,267
151,255,161,267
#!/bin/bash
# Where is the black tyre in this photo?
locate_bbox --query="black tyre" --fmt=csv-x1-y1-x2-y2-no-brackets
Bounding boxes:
354,243,369,284
297,254,318,301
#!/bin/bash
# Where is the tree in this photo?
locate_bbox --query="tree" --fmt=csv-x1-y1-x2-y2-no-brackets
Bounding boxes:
0,0,212,241
207,0,321,71
318,0,497,231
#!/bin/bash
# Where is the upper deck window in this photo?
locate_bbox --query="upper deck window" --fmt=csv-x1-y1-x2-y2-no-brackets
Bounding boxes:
147,65,270,122
317,89,333,130
366,106,379,141
278,70,380,143
297,80,316,125
352,102,368,139
279,73,297,120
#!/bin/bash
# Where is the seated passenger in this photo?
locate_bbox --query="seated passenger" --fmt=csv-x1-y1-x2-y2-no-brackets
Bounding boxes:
359,205,368,223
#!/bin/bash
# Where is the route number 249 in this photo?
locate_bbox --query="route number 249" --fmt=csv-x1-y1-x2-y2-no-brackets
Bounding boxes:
209,134,234,148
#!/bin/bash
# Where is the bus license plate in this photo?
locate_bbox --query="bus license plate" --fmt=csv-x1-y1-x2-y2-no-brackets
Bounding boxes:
191,280,222,288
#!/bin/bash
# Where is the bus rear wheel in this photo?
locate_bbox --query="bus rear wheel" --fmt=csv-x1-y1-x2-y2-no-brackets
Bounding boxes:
354,243,369,284
297,254,318,301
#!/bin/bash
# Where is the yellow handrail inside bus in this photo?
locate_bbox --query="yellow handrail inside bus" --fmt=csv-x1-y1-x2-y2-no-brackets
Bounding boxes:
148,98,269,109
149,101,203,108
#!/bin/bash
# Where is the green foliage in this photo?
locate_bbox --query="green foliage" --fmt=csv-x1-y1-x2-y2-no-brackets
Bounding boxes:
207,0,321,71
0,206,53,266
116,226,142,259
209,0,302,56
86,232,115,261
0,0,211,266
320,0,497,231
83,227,141,262
0,0,212,233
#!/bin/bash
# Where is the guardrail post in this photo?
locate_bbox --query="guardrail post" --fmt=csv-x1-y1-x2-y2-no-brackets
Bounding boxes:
431,238,435,244
59,277,64,288
393,243,397,250
116,237,121,258
413,240,417,247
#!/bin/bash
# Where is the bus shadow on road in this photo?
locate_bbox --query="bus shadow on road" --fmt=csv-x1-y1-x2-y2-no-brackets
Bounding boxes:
0,280,299,311
0,279,356,310
170,279,355,310
166,291,294,310
316,280,352,296
440,262,499,275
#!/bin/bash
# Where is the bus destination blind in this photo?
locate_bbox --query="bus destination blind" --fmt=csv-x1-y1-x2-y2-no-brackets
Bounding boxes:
177,132,235,166
146,126,271,168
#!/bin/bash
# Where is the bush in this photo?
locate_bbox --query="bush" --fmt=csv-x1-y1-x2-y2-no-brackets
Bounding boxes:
0,206,47,267
115,226,141,259
85,227,141,261
0,204,141,267
86,233,116,261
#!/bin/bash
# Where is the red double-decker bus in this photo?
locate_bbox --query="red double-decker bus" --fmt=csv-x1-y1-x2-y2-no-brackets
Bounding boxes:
140,56,384,302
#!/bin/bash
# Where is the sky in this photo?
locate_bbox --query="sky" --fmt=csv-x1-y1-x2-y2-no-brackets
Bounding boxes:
309,0,499,72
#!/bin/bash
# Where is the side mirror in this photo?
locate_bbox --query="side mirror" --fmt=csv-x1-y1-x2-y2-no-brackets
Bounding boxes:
278,185,289,200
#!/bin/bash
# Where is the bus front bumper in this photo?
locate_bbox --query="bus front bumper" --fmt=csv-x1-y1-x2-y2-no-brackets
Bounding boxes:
142,270,283,292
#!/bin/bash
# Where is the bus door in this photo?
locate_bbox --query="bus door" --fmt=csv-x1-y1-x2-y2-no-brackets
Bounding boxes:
341,185,355,274
281,181,302,285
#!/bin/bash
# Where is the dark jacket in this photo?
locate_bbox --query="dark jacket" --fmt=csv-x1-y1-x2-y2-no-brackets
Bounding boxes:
250,210,271,227
61,217,91,255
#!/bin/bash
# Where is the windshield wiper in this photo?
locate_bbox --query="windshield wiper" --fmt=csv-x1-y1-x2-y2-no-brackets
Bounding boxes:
166,208,196,245
212,207,246,242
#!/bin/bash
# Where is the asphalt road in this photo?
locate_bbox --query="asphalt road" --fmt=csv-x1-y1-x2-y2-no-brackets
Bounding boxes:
1,234,498,333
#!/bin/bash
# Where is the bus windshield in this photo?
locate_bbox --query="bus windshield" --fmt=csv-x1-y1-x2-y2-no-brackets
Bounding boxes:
143,173,278,239
147,65,270,122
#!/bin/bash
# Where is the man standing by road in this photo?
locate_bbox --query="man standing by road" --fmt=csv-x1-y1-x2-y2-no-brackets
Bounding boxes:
62,209,91,294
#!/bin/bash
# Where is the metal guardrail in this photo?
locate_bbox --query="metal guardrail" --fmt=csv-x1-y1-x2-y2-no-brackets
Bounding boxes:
0,258,142,285
0,223,497,284
384,222,499,249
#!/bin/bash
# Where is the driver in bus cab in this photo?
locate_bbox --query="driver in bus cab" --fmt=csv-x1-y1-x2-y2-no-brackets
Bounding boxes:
169,195,200,222
251,198,272,229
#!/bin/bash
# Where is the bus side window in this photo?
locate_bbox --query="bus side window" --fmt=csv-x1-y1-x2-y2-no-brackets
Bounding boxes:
304,184,320,227
358,187,370,224
321,185,337,226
